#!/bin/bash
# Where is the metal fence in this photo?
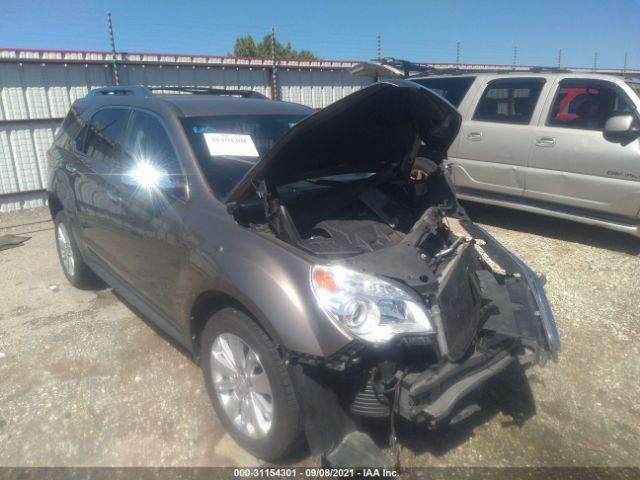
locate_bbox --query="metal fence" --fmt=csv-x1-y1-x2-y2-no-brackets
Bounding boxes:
3,48,638,213
0,48,372,212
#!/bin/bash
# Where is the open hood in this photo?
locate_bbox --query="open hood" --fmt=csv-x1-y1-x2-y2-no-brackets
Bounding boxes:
226,79,462,203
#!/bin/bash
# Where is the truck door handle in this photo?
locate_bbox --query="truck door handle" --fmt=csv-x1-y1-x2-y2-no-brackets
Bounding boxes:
466,132,482,141
64,163,78,174
106,190,122,204
535,136,556,147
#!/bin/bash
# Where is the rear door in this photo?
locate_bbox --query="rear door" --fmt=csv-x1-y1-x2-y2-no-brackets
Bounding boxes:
451,77,547,197
526,78,640,219
74,107,131,267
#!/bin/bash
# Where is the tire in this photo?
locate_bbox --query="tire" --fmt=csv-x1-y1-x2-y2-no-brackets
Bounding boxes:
201,308,302,460
54,211,99,289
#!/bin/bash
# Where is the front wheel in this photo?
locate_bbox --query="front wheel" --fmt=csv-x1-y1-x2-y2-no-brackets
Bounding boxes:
201,308,302,460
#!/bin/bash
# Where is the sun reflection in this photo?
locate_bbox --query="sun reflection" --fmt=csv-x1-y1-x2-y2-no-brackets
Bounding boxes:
127,161,165,190
116,141,185,219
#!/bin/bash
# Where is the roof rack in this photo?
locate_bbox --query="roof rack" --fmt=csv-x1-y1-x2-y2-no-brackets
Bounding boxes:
88,86,152,97
528,66,572,73
351,58,577,79
410,66,574,78
87,85,267,99
148,86,267,98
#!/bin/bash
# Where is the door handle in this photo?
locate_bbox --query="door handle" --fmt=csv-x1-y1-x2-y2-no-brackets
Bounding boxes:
64,163,78,174
535,136,556,147
106,190,122,204
466,132,482,141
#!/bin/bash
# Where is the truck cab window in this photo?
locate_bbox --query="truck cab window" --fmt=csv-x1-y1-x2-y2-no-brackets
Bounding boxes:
473,79,544,124
411,77,475,107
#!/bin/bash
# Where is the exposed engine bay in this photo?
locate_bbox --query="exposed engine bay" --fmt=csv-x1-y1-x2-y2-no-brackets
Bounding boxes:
238,155,552,350
235,157,556,424
227,81,559,467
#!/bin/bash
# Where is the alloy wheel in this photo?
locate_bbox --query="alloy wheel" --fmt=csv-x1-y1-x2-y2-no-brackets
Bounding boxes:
210,333,274,439
56,222,75,277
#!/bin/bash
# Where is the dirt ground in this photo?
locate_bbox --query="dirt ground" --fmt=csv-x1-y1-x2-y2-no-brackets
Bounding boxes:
0,204,638,467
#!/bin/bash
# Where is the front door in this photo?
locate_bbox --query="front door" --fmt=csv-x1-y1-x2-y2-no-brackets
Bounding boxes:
526,78,640,219
108,109,189,321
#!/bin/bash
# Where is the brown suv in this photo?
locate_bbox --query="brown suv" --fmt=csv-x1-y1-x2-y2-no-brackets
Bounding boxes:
47,81,559,465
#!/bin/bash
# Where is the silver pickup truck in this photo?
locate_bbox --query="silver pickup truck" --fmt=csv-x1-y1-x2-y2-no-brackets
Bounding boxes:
412,72,640,237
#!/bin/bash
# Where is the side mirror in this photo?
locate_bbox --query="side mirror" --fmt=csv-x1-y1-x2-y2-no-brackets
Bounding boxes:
604,115,639,139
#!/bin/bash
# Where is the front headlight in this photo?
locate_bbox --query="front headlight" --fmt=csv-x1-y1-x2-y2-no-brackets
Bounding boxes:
311,265,434,344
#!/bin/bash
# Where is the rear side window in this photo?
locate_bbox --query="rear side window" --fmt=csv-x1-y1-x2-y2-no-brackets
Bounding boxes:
83,108,130,166
473,79,544,124
124,110,180,174
547,80,636,131
59,106,83,148
411,77,475,107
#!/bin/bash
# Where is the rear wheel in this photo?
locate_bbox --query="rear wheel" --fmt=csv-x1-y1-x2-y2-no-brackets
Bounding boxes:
54,211,98,289
201,308,302,460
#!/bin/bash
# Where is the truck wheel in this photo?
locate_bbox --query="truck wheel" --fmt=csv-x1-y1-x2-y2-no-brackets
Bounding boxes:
54,211,98,289
201,308,302,460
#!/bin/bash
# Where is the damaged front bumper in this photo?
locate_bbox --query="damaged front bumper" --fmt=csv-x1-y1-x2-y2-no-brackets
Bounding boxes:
399,222,560,423
398,341,518,423
289,217,560,466
461,219,561,359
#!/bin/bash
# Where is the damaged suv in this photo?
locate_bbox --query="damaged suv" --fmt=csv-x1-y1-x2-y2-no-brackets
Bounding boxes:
47,81,559,463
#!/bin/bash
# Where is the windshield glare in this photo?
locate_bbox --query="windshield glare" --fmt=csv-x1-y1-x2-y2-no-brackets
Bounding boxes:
182,114,306,198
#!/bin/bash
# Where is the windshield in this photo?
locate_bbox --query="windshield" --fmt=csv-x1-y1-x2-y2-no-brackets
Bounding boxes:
626,81,640,100
183,114,307,198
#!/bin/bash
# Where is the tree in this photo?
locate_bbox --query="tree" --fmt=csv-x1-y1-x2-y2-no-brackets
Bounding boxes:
232,35,258,57
231,34,317,59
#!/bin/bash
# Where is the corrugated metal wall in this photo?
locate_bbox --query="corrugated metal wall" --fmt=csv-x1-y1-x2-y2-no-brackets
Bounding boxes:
0,61,114,212
0,50,373,212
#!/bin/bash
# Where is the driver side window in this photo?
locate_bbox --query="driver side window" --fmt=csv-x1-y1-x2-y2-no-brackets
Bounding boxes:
547,81,635,131
124,110,181,175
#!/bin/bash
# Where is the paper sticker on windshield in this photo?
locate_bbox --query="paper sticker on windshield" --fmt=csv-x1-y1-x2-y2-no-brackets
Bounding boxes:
203,133,259,157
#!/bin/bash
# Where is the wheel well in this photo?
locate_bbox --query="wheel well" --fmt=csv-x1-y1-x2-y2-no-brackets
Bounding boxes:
48,193,63,219
190,291,274,359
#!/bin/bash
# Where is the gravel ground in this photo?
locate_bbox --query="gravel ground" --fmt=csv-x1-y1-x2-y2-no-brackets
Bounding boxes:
0,205,638,467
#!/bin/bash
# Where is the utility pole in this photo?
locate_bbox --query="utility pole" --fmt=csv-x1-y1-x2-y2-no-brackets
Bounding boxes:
456,41,460,66
270,26,278,100
106,12,119,86
557,49,562,68
377,34,381,62
623,52,628,76
512,46,517,68
593,52,598,72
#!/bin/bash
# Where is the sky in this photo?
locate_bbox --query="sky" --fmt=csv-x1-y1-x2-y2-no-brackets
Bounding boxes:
1,0,639,69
